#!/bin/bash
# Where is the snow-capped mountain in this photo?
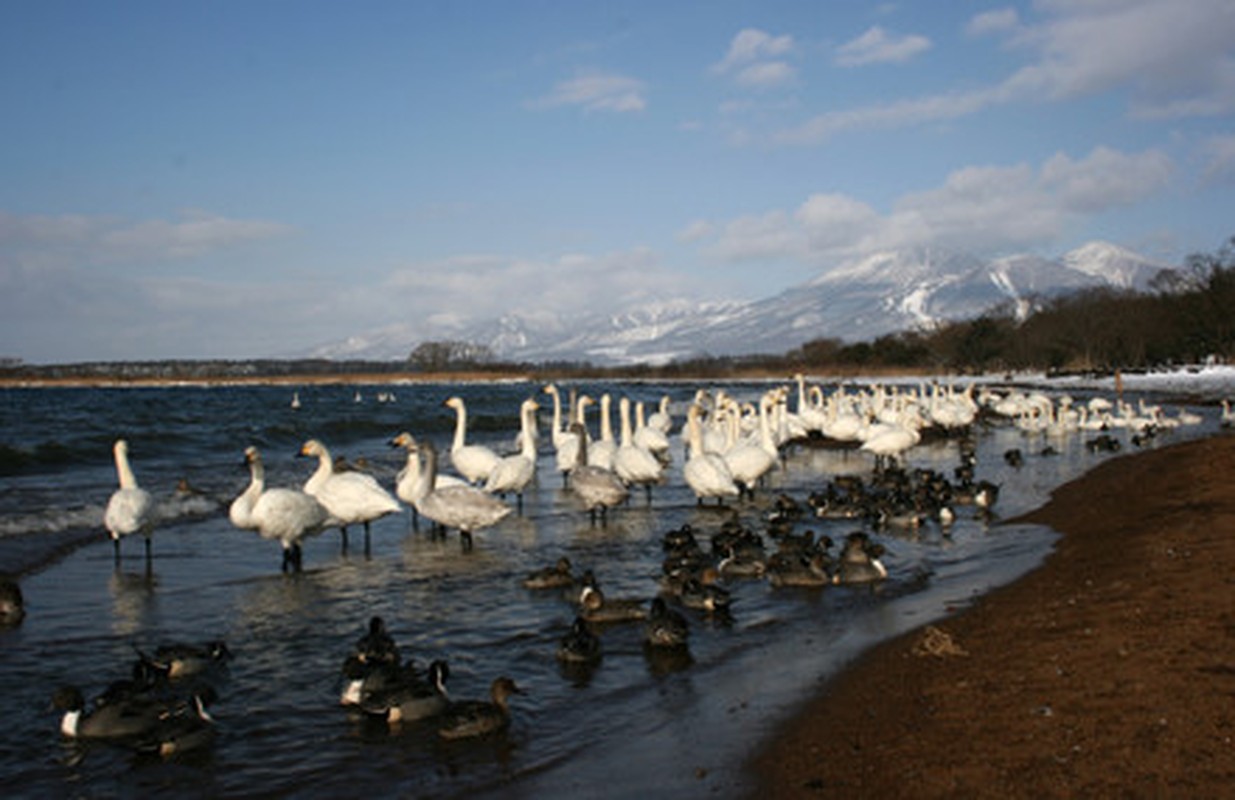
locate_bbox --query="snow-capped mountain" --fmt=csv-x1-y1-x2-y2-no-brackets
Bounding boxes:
308,241,1172,365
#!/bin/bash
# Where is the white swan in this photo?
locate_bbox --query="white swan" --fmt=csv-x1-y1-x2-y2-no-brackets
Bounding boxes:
233,446,329,572
104,439,155,567
299,439,400,554
614,396,663,502
646,395,674,435
632,400,671,460
415,440,512,551
568,422,628,523
683,404,739,506
544,385,582,484
586,394,617,471
444,396,500,485
389,432,466,529
722,394,777,497
484,398,539,512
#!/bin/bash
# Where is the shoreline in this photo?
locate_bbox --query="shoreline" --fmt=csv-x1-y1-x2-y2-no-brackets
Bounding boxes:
748,432,1235,797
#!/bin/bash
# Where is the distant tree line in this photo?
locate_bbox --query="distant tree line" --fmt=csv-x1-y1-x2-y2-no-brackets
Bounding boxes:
4,237,1232,383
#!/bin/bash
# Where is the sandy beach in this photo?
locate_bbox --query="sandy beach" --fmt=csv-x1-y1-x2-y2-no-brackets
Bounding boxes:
750,431,1235,797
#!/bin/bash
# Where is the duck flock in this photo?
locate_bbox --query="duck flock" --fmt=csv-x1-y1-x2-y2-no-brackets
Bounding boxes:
44,374,1219,764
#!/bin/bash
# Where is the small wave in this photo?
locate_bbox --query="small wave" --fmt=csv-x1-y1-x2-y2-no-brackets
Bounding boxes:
0,492,224,540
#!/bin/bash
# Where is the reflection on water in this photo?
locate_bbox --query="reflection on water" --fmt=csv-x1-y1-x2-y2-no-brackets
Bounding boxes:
0,382,1221,798
108,568,158,638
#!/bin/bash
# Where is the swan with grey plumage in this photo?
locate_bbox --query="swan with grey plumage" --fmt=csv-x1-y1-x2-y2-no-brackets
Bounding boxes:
413,440,512,551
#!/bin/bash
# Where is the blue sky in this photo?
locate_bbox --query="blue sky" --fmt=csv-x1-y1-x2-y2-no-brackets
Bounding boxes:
3,0,1234,363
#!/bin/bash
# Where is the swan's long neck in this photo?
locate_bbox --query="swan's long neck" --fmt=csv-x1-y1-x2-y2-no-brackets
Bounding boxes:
547,386,563,434
687,406,703,458
114,444,138,489
451,402,468,451
422,445,439,493
305,445,333,495
520,403,538,458
619,397,633,447
759,397,776,455
599,395,614,443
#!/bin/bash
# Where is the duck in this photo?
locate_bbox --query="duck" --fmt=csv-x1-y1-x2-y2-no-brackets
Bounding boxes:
767,551,833,588
53,684,166,740
522,556,576,590
675,575,732,613
340,655,415,707
104,439,156,568
141,640,233,680
556,616,602,664
443,396,501,485
389,432,467,530
138,690,216,758
363,659,451,725
0,579,24,626
833,532,889,585
233,445,331,573
683,404,739,506
578,583,648,624
484,398,539,512
299,439,400,555
414,440,512,551
436,676,523,740
354,615,401,667
644,597,690,649
567,422,629,523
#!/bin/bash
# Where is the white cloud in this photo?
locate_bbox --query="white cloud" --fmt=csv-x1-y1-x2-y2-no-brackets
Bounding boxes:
774,0,1235,145
0,209,294,267
773,88,998,145
1003,0,1235,116
1200,133,1235,184
966,7,1020,37
1039,146,1174,211
834,26,932,67
385,247,689,323
714,28,794,74
534,71,647,113
694,146,1175,263
676,219,714,243
735,61,796,89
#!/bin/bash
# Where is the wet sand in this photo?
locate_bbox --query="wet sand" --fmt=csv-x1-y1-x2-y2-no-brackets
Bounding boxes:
750,432,1235,797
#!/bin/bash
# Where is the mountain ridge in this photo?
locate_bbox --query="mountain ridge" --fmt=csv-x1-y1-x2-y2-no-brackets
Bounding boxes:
309,241,1171,365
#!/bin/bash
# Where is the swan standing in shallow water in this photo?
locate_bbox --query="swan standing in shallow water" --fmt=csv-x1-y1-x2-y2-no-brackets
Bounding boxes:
683,405,739,506
444,396,500,485
414,440,512,551
614,396,663,502
299,439,400,555
104,439,155,568
484,398,539,512
232,446,330,573
390,432,466,529
567,422,629,523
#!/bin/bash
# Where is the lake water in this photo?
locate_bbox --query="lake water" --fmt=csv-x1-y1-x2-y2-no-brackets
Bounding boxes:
0,378,1220,798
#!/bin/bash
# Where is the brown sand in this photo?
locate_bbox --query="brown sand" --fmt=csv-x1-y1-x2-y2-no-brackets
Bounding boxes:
750,433,1235,798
